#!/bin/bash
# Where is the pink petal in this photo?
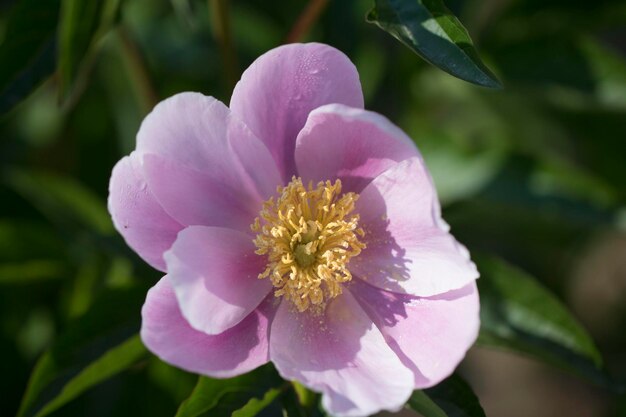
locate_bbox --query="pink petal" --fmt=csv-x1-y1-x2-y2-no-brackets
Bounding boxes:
270,292,414,417
351,279,480,388
142,154,260,232
107,153,183,271
164,226,272,335
141,276,275,378
295,104,419,193
136,92,281,220
230,43,364,180
352,157,479,296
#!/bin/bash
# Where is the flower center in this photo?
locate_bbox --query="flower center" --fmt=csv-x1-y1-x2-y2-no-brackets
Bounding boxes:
251,177,365,313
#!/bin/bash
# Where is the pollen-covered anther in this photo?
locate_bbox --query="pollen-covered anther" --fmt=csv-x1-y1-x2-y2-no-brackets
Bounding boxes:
251,177,365,313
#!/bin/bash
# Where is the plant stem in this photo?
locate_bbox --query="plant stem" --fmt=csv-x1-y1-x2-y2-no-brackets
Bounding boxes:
292,381,318,410
210,0,238,91
285,0,329,43
118,26,159,115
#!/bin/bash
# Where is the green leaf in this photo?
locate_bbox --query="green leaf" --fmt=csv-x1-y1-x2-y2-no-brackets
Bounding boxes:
175,365,284,417
366,0,501,88
423,374,485,417
32,335,147,417
232,386,283,417
57,0,122,102
0,0,60,115
17,286,148,417
5,169,113,235
476,255,611,387
407,390,447,417
407,374,485,417
279,387,308,417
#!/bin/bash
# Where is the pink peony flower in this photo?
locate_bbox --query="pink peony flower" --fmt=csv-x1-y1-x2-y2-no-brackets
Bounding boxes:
108,43,479,417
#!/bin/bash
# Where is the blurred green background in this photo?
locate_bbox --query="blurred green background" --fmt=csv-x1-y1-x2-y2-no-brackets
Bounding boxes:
1,0,626,416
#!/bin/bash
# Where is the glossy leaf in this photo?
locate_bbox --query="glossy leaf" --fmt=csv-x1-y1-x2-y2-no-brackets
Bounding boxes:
0,0,60,115
175,365,284,417
57,0,122,102
366,0,501,88
17,286,148,417
476,255,611,387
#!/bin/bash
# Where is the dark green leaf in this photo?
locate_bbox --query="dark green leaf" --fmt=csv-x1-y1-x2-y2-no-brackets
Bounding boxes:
17,286,148,417
0,0,60,115
407,390,448,417
423,374,486,417
57,0,122,102
175,365,284,417
366,0,501,88
407,374,485,417
476,255,612,387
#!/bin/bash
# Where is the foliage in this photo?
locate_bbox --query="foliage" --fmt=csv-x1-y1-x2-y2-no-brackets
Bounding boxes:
367,0,501,88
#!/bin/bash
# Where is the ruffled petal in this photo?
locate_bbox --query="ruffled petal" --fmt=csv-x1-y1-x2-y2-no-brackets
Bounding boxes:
136,92,281,228
352,157,479,296
270,292,413,417
141,276,275,378
295,104,419,193
165,226,272,335
107,153,183,271
230,43,364,180
351,279,480,388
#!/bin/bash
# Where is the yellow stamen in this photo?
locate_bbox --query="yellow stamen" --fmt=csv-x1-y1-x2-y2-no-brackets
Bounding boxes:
251,177,365,313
